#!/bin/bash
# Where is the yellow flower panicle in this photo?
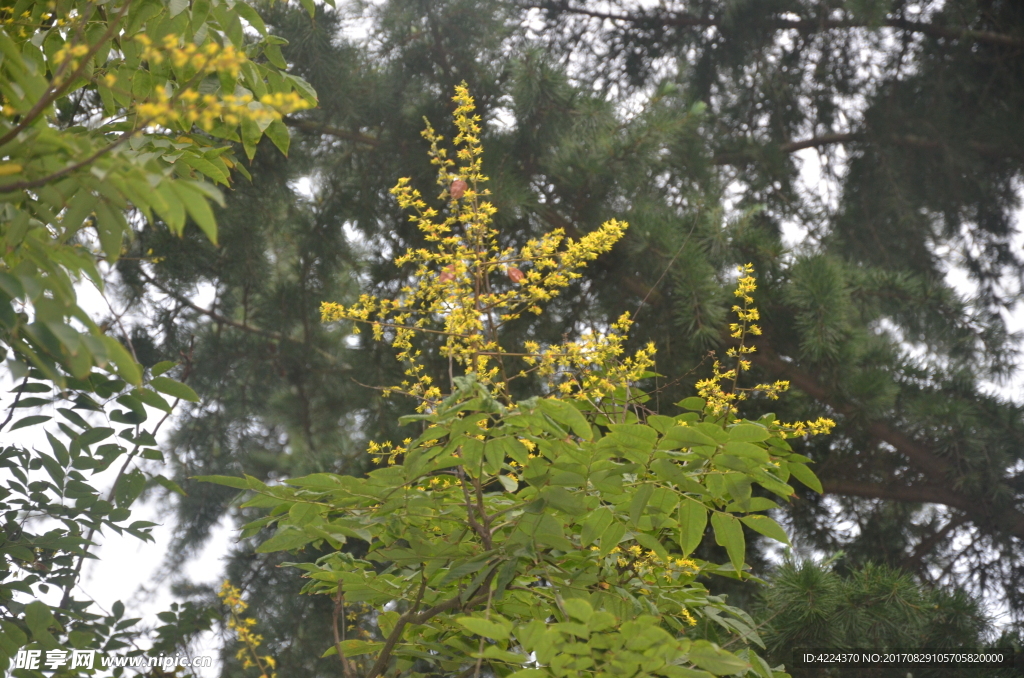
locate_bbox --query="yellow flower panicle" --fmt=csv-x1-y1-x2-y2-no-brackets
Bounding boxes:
695,264,835,437
218,581,278,678
320,84,648,410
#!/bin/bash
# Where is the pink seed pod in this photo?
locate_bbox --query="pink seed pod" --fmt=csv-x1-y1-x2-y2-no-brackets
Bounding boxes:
438,264,456,283
507,266,525,283
450,179,467,201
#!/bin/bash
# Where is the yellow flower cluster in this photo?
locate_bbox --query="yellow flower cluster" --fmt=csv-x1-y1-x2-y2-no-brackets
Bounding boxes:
136,33,246,76
777,416,836,438
132,88,309,130
320,83,642,409
0,8,29,25
726,262,761,371
367,438,412,465
523,312,656,402
218,581,277,678
598,545,699,625
694,265,836,437
51,42,89,67
2,8,67,37
422,475,456,491
89,34,311,131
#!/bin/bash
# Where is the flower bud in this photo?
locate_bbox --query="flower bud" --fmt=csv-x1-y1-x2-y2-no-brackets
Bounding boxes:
438,264,456,283
450,179,467,200
507,266,525,283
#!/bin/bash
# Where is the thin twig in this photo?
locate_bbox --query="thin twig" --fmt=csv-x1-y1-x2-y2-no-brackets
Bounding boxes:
632,211,700,322
138,268,343,364
0,376,30,433
0,132,134,193
332,589,356,678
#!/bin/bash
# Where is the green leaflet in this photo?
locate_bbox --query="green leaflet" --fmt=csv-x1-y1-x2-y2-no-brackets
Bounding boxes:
711,512,745,572
678,497,708,556
456,616,512,640
740,515,790,545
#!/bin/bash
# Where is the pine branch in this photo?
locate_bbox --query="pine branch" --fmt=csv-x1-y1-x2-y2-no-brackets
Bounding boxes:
713,133,1024,164
285,110,1023,172
524,1,1024,48
137,269,345,365
752,344,1024,540
282,116,380,147
820,479,973,511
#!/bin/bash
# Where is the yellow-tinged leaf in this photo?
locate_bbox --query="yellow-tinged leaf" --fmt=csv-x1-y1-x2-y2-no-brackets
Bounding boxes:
0,164,23,176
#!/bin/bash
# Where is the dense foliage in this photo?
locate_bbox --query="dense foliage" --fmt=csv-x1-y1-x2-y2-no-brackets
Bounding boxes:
0,0,313,671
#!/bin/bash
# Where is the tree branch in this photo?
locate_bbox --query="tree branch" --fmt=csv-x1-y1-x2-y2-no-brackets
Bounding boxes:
901,513,968,575
525,1,1024,48
0,131,133,193
821,479,973,511
752,344,1024,540
282,116,380,147
364,576,428,678
364,571,495,678
0,376,29,433
332,590,356,678
713,132,1024,165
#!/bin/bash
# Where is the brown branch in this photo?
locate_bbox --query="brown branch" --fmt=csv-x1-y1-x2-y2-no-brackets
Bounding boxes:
776,133,862,154
0,131,132,193
332,590,356,678
282,116,380,147
901,513,968,574
821,479,973,511
458,467,493,549
138,269,287,342
364,576,428,678
363,572,496,678
713,132,1024,165
139,269,350,368
526,2,1024,48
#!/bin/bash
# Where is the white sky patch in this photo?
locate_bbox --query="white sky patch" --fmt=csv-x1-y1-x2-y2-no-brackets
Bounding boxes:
289,176,316,200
